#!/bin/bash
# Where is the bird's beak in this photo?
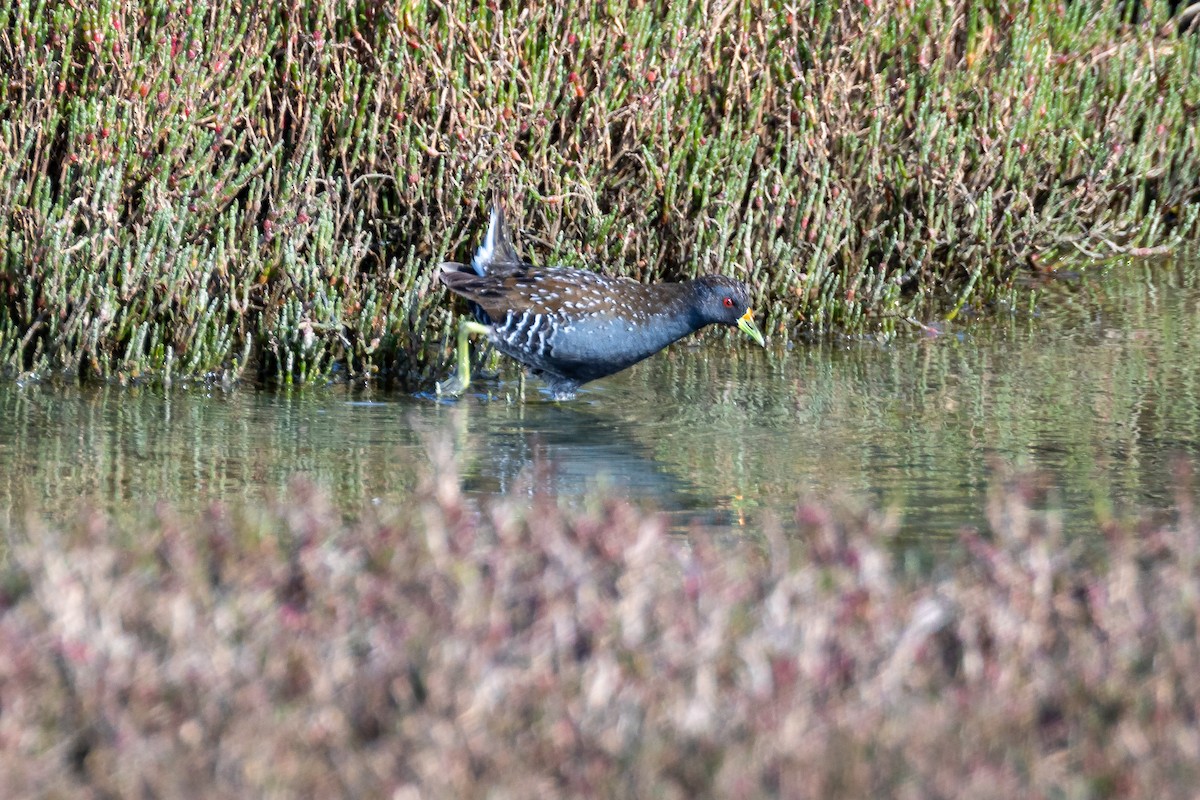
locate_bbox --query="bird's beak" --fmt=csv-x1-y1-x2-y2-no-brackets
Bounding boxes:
738,309,765,347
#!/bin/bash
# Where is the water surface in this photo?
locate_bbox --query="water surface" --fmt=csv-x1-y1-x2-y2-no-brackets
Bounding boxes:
2,255,1198,550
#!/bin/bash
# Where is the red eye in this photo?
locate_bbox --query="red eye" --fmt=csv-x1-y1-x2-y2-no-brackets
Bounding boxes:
722,297,734,308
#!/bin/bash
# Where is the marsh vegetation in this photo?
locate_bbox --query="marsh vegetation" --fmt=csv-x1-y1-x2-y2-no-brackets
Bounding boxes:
1,0,1197,387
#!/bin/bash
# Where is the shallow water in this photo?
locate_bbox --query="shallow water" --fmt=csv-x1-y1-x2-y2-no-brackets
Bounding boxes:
2,255,1198,552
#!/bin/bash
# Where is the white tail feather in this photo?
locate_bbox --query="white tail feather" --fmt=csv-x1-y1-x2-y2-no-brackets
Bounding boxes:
471,206,503,275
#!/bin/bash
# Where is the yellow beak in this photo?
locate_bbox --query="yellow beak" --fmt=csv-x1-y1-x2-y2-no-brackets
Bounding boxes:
737,309,765,347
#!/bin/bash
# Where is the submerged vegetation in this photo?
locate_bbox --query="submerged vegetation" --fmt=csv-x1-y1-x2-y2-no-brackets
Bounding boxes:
0,0,1198,386
2,451,1200,796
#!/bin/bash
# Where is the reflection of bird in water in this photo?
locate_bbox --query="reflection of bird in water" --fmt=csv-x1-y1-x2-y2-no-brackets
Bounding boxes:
446,399,745,532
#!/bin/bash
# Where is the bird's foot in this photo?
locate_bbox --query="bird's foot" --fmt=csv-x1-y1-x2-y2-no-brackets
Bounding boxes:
542,377,580,402
435,372,471,397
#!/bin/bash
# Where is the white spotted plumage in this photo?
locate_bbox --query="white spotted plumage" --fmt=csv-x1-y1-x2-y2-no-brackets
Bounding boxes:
439,203,761,400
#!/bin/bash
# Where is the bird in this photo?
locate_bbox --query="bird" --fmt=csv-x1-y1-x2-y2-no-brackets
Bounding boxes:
435,204,765,400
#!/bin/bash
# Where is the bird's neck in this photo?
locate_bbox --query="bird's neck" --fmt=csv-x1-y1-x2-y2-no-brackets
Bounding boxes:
647,282,708,342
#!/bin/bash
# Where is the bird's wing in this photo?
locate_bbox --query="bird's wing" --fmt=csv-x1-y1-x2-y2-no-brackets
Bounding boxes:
439,267,667,322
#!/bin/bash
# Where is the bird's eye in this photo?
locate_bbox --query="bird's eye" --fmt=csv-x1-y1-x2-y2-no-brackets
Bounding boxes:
722,297,734,308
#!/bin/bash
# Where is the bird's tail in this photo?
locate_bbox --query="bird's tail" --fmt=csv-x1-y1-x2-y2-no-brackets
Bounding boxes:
471,203,524,275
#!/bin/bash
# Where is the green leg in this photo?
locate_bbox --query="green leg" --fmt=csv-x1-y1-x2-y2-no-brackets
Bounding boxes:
436,320,490,397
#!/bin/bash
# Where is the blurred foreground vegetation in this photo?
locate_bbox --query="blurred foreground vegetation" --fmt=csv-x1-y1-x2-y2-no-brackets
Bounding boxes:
1,0,1198,387
3,451,1200,797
